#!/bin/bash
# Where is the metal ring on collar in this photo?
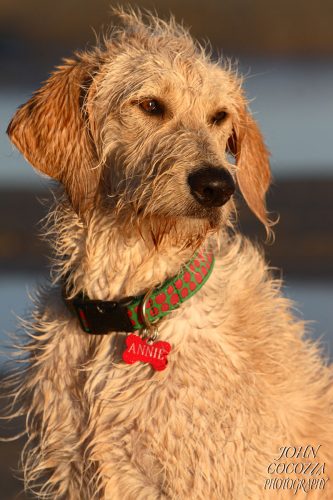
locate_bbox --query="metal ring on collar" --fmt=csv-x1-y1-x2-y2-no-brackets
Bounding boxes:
140,287,161,332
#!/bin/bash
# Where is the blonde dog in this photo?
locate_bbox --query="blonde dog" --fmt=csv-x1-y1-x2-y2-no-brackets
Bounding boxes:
6,9,333,499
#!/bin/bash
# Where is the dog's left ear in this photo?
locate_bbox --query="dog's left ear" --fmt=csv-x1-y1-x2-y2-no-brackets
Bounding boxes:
7,57,99,214
228,105,271,230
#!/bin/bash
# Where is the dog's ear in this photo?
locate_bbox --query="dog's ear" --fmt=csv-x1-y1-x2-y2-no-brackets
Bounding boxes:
228,104,271,230
7,57,99,214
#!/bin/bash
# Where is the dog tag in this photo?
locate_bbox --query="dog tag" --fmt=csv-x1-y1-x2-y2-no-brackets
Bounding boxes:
122,334,171,371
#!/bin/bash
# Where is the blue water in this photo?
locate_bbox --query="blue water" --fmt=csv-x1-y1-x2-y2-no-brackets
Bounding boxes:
1,277,332,366
1,57,333,187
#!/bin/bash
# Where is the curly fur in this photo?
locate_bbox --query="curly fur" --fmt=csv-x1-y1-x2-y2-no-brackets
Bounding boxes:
4,8,333,499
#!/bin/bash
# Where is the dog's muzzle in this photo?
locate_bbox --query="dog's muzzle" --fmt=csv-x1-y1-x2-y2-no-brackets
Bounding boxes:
187,165,235,208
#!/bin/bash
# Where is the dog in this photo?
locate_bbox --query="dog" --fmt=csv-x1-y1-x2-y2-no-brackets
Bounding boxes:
6,8,333,499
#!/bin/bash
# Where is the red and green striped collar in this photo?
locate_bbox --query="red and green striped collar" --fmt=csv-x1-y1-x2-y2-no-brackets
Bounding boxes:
65,249,215,335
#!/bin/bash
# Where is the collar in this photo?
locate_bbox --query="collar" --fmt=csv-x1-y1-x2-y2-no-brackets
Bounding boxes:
64,249,215,335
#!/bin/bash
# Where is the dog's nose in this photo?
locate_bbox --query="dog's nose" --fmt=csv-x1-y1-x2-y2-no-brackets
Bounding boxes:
187,166,235,208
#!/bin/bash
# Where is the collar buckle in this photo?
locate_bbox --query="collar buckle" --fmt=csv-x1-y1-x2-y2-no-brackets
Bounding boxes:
71,295,134,334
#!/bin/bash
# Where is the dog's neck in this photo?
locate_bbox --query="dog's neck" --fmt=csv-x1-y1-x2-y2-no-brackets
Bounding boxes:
53,204,219,301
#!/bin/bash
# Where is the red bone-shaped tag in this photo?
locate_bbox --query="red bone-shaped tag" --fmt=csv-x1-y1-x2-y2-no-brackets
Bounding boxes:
122,334,171,371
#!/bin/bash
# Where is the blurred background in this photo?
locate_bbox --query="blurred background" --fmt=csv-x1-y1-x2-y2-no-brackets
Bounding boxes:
0,0,332,497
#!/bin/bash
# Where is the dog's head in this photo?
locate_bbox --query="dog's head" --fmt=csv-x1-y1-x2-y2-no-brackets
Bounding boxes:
7,9,271,239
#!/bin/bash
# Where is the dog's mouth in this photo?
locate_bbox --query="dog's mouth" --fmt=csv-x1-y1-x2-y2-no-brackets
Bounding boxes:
183,204,223,228
135,193,229,227
134,203,223,234
136,200,223,220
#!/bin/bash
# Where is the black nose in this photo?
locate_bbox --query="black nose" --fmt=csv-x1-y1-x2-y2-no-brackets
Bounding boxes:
187,166,235,208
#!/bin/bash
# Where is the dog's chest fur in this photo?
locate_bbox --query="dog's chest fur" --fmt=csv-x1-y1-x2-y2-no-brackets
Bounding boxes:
28,235,332,499
81,274,258,499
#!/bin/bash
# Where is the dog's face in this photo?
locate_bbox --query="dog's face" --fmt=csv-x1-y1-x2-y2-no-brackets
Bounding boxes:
97,50,238,226
7,10,271,237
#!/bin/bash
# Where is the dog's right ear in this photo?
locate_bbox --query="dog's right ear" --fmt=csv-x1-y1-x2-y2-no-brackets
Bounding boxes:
7,57,100,214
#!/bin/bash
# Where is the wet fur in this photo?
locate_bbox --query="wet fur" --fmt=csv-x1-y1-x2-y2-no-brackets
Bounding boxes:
5,8,333,499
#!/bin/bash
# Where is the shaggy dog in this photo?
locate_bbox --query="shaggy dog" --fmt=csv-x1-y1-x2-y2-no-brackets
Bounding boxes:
6,9,333,499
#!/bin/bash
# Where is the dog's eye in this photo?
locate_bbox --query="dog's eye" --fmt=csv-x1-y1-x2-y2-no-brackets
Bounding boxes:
139,99,164,116
211,110,228,125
